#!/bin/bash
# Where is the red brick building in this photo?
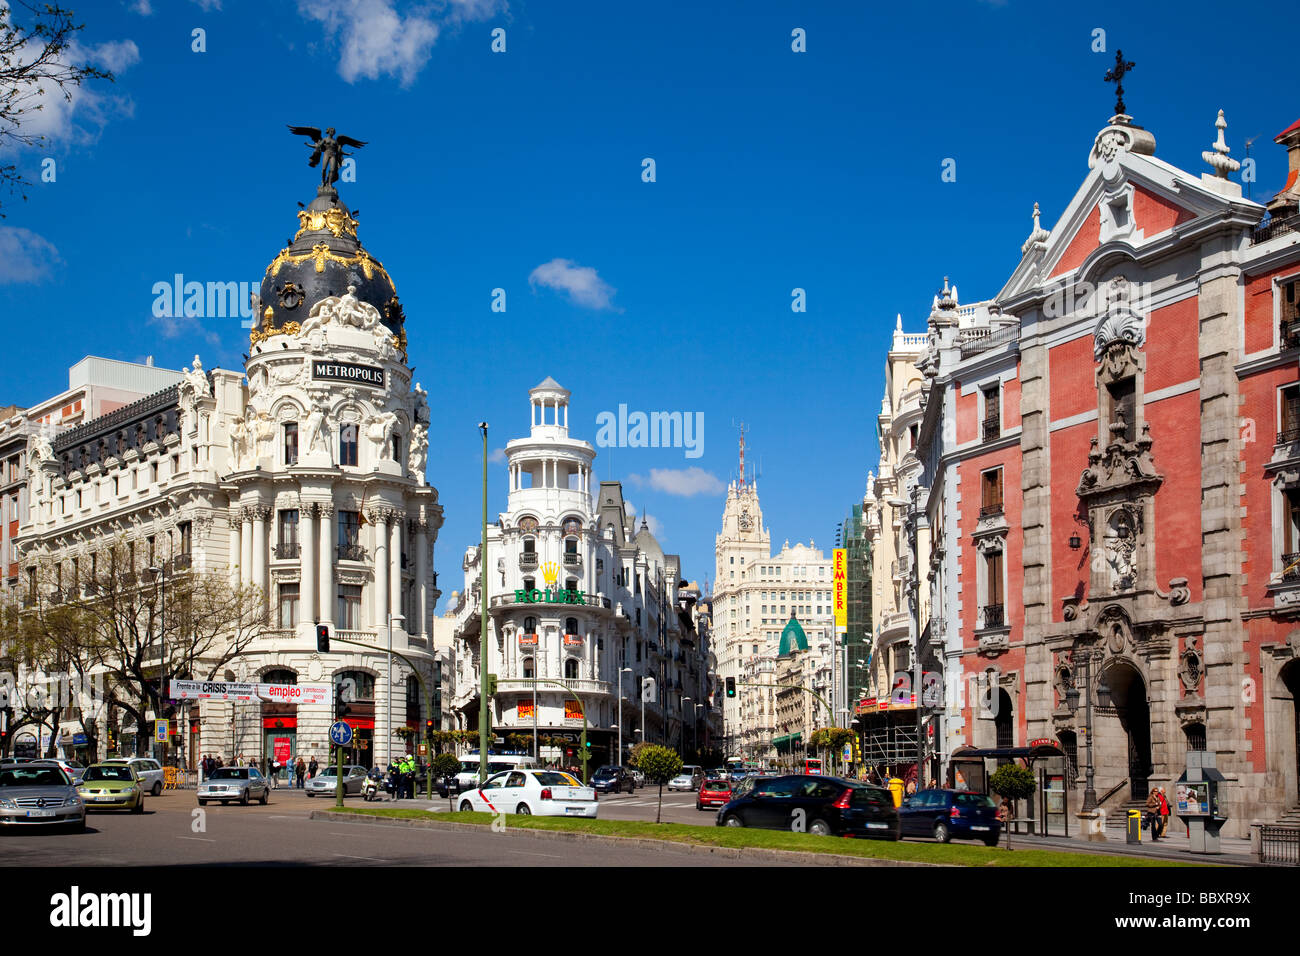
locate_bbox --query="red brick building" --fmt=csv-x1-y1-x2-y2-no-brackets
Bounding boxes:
899,107,1300,836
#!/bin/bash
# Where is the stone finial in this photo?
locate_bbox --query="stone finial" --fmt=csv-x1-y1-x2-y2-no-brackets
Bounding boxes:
1021,201,1051,254
895,314,903,331
1202,109,1240,179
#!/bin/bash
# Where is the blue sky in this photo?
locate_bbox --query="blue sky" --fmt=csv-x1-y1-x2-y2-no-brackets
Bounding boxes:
2,0,1297,597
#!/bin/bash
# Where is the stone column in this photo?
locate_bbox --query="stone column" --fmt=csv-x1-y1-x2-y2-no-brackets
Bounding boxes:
415,518,428,639
300,501,317,625
318,504,335,629
229,509,242,585
240,508,253,587
372,510,389,628
251,506,270,599
390,514,403,630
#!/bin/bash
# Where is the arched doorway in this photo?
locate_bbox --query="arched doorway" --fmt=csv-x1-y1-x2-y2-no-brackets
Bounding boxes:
335,670,376,768
1283,660,1300,802
995,689,1014,750
261,668,297,784
1101,660,1152,800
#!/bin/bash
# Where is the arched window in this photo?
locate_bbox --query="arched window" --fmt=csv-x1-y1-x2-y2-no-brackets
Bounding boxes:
335,670,375,701
263,668,297,686
566,578,578,592
564,536,578,556
1183,722,1206,752
564,658,579,679
995,689,1014,749
522,537,536,555
522,657,535,679
339,423,359,466
565,617,579,636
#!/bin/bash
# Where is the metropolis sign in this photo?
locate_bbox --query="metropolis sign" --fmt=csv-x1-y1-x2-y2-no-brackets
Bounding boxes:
311,360,385,388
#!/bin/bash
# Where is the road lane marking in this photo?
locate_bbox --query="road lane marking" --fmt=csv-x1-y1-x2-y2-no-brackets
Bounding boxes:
178,836,216,842
332,853,387,862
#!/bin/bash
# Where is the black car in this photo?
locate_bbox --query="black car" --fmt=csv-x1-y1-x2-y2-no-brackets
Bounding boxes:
898,789,1001,845
590,765,636,794
715,774,900,839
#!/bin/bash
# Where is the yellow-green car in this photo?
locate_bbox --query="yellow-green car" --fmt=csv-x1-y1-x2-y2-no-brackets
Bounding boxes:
77,763,145,813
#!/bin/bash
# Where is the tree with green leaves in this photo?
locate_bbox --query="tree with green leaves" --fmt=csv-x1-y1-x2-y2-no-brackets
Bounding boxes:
989,763,1036,850
0,2,117,215
627,740,652,768
430,751,462,810
637,745,683,824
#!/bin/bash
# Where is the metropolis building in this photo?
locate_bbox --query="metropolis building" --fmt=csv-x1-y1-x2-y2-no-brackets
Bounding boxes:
13,171,443,771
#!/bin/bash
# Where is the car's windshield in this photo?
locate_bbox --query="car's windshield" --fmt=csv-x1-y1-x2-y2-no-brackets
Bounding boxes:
209,768,249,780
594,766,618,776
703,779,731,789
82,766,134,782
0,767,69,787
531,771,581,787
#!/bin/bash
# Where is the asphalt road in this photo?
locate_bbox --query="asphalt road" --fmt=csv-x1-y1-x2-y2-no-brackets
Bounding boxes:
0,786,777,867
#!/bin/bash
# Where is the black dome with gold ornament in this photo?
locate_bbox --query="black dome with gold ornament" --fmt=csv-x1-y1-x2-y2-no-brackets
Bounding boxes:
253,184,407,351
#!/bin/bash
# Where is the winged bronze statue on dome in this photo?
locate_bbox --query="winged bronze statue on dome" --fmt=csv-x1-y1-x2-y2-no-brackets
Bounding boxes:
287,125,367,189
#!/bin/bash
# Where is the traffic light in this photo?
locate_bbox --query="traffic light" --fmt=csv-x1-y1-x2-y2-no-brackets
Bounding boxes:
425,718,435,739
726,677,736,698
485,673,497,696
335,683,350,719
316,624,330,653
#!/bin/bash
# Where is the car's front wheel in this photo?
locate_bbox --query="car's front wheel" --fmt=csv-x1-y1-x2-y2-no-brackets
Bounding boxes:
982,835,999,847
306,792,315,798
722,813,744,827
198,799,207,806
259,788,269,805
240,790,250,806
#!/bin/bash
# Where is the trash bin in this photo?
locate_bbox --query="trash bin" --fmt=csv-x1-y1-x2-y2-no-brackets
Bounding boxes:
1126,809,1142,844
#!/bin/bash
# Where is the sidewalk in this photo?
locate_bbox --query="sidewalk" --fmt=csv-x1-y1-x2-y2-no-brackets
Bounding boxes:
999,827,1255,865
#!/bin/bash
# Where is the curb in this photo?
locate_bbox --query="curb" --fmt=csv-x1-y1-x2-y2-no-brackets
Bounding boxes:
310,810,941,867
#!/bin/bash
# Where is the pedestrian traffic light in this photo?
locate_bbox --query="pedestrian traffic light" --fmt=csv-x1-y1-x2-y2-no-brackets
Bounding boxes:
316,624,330,653
726,677,736,698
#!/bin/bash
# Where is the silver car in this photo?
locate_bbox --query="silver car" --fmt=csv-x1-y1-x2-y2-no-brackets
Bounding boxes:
305,765,367,797
0,763,86,829
197,766,270,806
103,757,165,796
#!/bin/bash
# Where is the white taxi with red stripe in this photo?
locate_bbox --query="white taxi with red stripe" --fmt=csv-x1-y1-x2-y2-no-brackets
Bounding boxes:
455,769,598,818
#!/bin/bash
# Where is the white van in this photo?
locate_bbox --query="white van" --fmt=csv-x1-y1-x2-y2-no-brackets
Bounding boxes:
453,754,540,791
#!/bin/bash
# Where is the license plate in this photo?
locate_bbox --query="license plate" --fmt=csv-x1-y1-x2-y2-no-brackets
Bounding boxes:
27,809,56,818
971,825,990,831
866,822,887,830
565,806,585,815
95,796,117,802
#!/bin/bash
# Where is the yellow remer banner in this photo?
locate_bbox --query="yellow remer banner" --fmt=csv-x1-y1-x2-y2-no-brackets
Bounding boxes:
833,548,848,630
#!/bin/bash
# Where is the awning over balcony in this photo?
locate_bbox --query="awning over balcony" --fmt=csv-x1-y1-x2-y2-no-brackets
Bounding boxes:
772,732,803,750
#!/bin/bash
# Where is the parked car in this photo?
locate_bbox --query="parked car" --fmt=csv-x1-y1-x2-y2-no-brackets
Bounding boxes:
667,765,704,792
102,757,165,796
29,759,86,786
630,768,646,789
898,789,1001,845
457,769,598,818
0,763,85,829
77,763,145,813
697,777,733,811
198,766,271,806
590,765,635,794
715,774,900,839
305,765,367,797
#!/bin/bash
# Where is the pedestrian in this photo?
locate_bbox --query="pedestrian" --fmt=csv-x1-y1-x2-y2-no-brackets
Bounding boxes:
905,779,917,796
927,778,938,790
1144,788,1162,840
1156,786,1170,839
308,755,318,780
296,757,306,789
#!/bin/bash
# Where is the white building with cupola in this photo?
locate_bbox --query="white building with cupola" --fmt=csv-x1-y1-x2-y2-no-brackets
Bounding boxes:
13,171,444,774
452,379,717,766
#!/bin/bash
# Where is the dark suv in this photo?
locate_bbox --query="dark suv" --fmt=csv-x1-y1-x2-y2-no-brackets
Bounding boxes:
899,789,1001,845
715,774,900,839
590,765,635,794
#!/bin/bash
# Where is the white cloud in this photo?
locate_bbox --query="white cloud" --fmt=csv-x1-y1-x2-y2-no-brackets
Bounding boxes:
189,0,222,10
644,515,665,540
3,35,140,148
130,0,154,15
528,258,618,311
627,467,724,497
146,312,222,348
0,227,61,283
297,0,501,88
489,447,507,464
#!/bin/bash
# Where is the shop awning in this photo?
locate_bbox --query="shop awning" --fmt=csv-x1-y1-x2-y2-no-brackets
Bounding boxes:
772,732,803,747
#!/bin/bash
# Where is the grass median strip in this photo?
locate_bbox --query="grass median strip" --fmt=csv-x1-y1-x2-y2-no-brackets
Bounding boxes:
327,807,1205,867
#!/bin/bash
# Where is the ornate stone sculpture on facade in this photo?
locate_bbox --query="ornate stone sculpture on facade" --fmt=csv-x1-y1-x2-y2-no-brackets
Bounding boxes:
183,355,212,399
228,417,249,470
304,398,328,454
407,422,428,482
365,411,398,458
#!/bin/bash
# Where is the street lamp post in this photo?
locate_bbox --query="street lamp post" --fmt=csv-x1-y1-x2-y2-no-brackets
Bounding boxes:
146,564,166,762
618,667,632,767
682,697,691,758
1065,650,1104,812
478,422,490,784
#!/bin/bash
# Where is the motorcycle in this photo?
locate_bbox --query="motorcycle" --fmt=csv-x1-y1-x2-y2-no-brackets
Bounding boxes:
362,768,386,802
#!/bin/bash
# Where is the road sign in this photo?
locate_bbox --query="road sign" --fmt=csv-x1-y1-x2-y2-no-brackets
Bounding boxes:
154,720,168,742
329,721,354,746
